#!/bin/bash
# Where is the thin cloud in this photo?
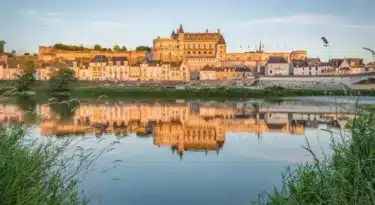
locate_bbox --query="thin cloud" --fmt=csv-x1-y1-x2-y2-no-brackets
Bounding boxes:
239,13,375,30
240,13,339,27
344,24,375,29
40,17,67,24
91,21,128,28
46,12,65,17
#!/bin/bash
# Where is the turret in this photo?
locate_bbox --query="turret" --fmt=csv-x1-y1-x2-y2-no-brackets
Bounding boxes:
178,24,184,33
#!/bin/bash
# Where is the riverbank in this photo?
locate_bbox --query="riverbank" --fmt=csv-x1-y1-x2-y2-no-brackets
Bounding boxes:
0,125,87,205
1,80,375,99
254,110,375,205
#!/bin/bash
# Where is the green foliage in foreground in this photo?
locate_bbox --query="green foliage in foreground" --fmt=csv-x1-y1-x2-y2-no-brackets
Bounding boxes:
0,125,116,205
69,87,375,100
254,111,375,205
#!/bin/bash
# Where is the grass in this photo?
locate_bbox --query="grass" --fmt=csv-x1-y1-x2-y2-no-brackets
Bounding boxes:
1,80,375,100
0,124,117,205
254,109,375,205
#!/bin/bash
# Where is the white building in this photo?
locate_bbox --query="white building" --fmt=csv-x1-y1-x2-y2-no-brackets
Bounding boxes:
265,56,289,76
292,58,332,76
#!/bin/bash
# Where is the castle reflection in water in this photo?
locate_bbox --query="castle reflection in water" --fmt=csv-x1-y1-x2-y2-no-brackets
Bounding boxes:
0,100,354,156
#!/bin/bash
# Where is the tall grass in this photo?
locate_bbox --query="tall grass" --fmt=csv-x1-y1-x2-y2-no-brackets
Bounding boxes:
0,125,117,205
254,110,375,205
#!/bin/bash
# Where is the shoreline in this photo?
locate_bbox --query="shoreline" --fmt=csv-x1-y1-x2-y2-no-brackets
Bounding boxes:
1,86,375,100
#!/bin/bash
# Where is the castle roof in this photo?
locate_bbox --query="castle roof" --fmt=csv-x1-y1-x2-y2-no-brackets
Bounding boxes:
267,56,288,64
178,24,184,33
218,35,226,44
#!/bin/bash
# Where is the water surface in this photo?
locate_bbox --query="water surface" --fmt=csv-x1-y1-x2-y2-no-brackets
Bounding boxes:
0,98,357,205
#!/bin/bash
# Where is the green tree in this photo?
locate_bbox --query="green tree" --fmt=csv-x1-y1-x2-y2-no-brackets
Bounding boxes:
135,46,151,52
0,40,5,53
14,61,36,92
121,46,127,51
49,68,77,92
11,50,16,56
113,45,121,52
93,44,102,50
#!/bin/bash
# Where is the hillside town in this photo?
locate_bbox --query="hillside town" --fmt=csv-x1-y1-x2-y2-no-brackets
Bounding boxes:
1,25,375,86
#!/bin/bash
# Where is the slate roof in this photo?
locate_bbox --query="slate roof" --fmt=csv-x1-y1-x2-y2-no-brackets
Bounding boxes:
267,56,288,64
111,56,128,65
218,35,226,44
91,55,108,63
145,60,161,66
63,60,75,67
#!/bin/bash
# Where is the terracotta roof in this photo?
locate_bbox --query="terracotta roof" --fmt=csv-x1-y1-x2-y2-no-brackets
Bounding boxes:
267,56,288,64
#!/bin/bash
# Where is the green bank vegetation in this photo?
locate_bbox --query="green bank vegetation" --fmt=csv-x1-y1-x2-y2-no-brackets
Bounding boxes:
254,109,375,205
0,124,117,205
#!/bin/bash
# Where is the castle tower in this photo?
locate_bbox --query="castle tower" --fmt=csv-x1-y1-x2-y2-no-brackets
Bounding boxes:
216,30,227,61
177,24,185,61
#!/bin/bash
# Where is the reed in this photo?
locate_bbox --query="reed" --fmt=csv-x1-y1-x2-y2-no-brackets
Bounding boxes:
253,110,375,205
0,125,117,205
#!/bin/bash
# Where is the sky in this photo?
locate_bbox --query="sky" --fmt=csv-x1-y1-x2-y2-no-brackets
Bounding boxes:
1,0,375,62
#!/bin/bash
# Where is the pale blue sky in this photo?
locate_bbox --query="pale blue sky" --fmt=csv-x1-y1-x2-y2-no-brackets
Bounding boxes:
1,0,375,62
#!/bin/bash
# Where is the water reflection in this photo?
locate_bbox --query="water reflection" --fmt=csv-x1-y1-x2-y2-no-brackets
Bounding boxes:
0,98,355,157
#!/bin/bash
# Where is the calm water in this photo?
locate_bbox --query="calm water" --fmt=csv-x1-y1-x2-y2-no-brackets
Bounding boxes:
0,97,358,205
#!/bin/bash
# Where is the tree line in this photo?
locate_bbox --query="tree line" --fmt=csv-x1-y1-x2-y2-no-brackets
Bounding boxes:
53,44,151,52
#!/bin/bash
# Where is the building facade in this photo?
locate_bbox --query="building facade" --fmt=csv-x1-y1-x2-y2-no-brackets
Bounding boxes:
265,56,290,76
152,25,227,63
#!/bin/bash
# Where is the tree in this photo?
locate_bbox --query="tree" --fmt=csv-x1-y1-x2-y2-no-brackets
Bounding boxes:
14,61,36,92
49,68,77,92
0,40,5,53
11,50,16,56
93,44,102,50
121,46,127,51
113,45,121,52
135,46,151,52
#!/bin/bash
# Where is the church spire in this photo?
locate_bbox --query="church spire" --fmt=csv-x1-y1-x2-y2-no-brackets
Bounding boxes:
178,24,184,33
257,41,263,52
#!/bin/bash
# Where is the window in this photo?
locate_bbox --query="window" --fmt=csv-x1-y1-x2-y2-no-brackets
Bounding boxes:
270,70,273,74
188,44,190,49
209,44,212,49
187,51,191,54
198,44,201,49
316,67,318,70
193,44,195,49
204,44,206,49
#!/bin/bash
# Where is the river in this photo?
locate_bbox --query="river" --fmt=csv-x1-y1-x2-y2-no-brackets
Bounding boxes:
0,97,363,205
